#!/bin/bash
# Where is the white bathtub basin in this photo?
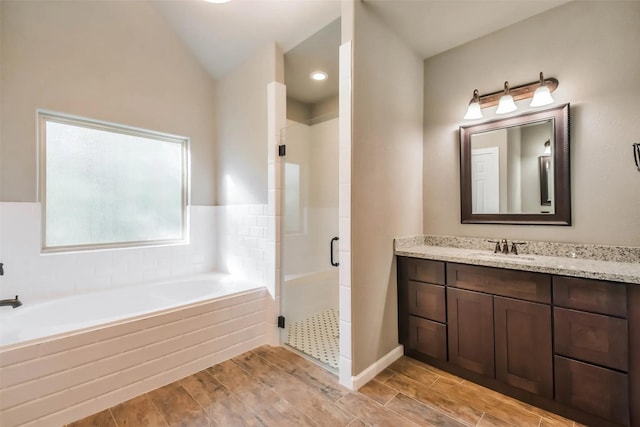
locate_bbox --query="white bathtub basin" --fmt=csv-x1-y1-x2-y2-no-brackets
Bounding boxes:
0,272,268,427
0,273,263,348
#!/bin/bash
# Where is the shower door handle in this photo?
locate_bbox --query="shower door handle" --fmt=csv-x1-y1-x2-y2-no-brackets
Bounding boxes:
330,237,339,267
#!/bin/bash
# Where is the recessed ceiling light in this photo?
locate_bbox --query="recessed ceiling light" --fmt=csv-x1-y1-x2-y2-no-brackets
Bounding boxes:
310,71,328,81
204,0,232,3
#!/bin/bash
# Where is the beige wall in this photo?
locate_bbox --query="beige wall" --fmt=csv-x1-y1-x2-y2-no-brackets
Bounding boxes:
0,1,217,204
423,1,640,246
286,94,338,125
350,0,423,375
310,94,339,123
286,97,311,124
214,43,284,205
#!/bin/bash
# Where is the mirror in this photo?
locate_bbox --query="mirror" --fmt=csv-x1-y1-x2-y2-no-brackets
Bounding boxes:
459,104,570,225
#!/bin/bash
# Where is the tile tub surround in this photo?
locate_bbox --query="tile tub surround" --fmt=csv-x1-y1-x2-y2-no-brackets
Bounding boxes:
0,202,218,302
394,235,640,285
0,202,272,302
216,204,270,285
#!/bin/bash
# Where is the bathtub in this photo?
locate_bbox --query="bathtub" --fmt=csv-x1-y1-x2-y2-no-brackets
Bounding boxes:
0,273,269,427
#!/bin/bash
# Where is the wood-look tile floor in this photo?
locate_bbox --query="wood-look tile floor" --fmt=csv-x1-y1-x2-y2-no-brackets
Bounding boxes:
68,345,583,427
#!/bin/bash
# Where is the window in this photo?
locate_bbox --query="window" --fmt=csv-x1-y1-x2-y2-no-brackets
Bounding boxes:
39,111,189,252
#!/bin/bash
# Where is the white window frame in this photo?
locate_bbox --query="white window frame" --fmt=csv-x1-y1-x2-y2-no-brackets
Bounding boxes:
38,110,190,253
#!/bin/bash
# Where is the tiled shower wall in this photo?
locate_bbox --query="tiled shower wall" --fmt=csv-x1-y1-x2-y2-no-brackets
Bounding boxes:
215,204,270,285
0,202,269,302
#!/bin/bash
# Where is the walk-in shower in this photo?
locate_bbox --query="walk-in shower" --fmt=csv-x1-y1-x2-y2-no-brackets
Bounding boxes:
280,115,339,369
280,17,340,369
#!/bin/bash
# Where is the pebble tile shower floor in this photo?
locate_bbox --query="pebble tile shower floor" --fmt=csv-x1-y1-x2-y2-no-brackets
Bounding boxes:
287,308,339,369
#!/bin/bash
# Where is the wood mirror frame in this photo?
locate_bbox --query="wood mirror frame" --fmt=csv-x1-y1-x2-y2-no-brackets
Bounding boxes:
460,103,570,225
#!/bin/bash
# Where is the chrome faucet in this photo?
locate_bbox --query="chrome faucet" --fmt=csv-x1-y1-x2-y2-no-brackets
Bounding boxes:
0,295,22,308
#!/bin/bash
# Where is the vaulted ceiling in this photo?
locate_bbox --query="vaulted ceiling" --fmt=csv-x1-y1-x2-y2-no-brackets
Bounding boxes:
154,0,568,101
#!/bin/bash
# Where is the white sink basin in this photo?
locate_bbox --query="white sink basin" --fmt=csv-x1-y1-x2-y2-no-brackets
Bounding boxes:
469,252,538,262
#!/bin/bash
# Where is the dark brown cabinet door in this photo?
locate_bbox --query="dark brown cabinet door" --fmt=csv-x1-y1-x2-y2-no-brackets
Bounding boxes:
555,356,630,426
554,307,628,371
494,297,553,398
447,287,495,377
405,258,445,285
397,257,447,349
408,316,447,361
553,276,627,317
408,281,446,322
447,263,551,303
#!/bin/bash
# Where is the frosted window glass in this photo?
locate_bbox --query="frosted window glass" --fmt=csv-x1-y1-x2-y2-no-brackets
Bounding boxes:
42,115,187,250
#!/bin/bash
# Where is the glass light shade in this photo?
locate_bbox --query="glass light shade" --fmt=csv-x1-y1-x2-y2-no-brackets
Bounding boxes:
496,94,517,114
543,141,552,155
464,101,482,120
530,85,554,107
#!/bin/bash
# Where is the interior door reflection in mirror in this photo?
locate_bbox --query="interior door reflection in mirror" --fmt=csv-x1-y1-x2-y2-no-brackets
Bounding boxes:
470,120,554,214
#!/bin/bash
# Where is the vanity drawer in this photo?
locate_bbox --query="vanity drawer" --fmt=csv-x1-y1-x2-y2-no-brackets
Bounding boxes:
405,258,445,285
408,281,446,322
555,356,629,426
553,276,627,317
554,307,628,371
408,315,447,361
446,263,551,303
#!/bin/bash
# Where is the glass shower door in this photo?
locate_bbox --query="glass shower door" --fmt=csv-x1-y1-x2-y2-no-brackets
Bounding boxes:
280,118,340,369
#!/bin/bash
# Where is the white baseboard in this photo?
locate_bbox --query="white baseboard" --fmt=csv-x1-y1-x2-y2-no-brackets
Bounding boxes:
347,344,404,390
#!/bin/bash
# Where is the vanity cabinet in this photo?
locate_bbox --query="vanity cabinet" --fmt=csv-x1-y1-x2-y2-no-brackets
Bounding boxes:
555,356,629,426
397,258,447,361
553,275,627,316
446,262,551,303
397,256,634,427
494,296,553,398
552,276,630,426
447,287,494,376
446,264,553,398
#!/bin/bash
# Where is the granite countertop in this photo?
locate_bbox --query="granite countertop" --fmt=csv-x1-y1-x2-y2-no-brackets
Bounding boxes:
395,236,640,285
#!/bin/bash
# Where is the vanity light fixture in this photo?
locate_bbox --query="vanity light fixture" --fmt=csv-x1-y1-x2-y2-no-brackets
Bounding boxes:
463,89,483,120
530,72,555,107
310,71,328,81
463,72,559,119
543,140,552,155
496,82,517,114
